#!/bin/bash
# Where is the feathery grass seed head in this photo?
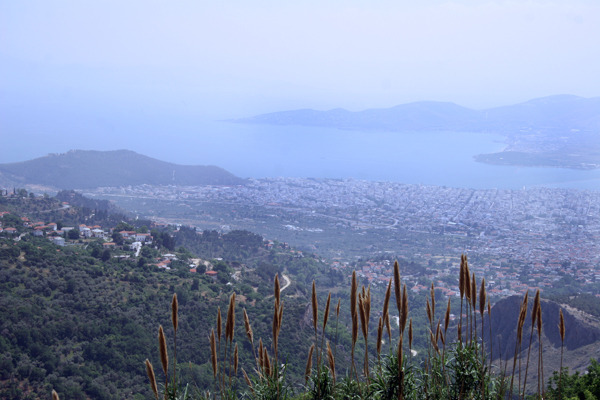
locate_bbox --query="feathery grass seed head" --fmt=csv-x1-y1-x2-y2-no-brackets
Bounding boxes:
479,278,486,317
263,347,271,377
171,293,178,332
559,308,565,342
383,278,392,321
327,342,336,384
305,344,315,383
533,290,540,326
358,294,368,339
323,292,331,331
311,280,318,331
225,294,235,342
394,261,402,314
401,284,409,333
243,308,253,344
158,325,168,376
444,298,451,334
243,369,254,393
430,330,440,354
426,297,432,324
274,274,280,304
145,359,159,400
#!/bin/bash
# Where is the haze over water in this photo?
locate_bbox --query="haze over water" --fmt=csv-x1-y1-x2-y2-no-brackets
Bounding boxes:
3,1,600,191
3,101,600,191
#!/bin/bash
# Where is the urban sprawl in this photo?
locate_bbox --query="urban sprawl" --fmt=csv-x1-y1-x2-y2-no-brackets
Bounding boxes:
87,178,600,298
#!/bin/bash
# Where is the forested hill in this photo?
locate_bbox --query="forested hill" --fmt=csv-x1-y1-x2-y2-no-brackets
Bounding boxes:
0,199,332,399
0,150,246,189
0,196,438,399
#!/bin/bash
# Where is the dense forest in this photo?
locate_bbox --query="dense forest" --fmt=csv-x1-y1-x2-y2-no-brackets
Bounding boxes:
5,192,600,399
0,195,339,399
0,193,450,399
0,229,324,398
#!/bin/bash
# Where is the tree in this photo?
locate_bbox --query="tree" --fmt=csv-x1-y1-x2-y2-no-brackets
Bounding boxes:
140,246,154,259
547,360,600,399
91,247,101,259
112,232,124,246
114,222,134,232
66,279,76,294
217,271,229,284
101,249,111,262
196,263,206,274
68,229,80,240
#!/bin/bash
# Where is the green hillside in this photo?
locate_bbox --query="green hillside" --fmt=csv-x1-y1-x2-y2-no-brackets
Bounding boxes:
0,150,246,189
0,198,333,399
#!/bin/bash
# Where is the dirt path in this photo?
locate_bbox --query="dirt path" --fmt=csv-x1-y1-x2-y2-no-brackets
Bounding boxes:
280,274,291,292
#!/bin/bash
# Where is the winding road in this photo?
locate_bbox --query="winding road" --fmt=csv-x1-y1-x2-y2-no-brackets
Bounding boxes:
280,274,291,292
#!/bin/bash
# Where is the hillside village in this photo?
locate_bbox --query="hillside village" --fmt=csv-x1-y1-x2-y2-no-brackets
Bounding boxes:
0,194,208,274
331,257,584,299
4,183,600,304
88,179,600,299
0,192,311,278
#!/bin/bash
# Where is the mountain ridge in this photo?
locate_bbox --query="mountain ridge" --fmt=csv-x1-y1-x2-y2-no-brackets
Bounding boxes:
0,149,246,190
233,94,600,133
234,94,600,169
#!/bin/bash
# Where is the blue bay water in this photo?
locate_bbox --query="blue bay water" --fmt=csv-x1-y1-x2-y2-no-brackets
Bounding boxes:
3,105,600,191
180,122,600,191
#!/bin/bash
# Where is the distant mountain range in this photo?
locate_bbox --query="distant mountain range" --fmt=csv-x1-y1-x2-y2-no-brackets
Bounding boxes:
233,94,600,133
0,150,245,190
234,95,600,169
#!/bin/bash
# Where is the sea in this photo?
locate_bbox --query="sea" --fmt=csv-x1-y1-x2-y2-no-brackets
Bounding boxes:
3,104,600,191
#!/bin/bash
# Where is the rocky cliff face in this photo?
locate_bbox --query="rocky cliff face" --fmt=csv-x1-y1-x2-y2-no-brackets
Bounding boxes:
487,296,600,360
482,295,600,392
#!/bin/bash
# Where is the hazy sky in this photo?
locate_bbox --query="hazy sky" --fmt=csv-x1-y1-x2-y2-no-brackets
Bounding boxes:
1,0,600,114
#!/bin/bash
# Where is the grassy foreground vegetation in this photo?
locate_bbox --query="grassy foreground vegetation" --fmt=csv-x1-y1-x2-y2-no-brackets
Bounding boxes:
142,257,578,400
2,193,598,399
